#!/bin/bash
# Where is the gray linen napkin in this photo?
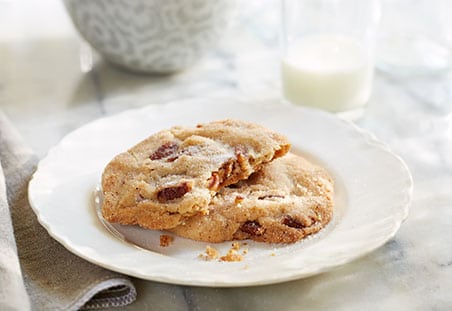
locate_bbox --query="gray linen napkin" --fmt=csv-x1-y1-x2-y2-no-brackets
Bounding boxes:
0,111,136,310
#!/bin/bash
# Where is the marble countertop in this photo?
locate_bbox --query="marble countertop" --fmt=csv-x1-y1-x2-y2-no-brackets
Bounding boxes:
1,0,452,310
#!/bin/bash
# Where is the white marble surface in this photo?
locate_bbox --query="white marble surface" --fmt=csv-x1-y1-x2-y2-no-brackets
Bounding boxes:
1,0,452,310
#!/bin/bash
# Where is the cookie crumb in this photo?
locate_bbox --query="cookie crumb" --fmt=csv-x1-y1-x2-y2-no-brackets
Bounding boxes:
160,234,174,247
199,242,249,262
220,242,244,262
271,252,276,257
231,242,241,251
199,246,220,261
220,250,243,262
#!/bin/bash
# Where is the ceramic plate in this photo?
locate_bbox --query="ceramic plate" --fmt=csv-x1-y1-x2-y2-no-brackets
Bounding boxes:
28,98,412,287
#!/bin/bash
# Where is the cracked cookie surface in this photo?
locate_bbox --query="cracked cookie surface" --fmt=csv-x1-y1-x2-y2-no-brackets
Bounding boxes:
169,153,334,243
101,119,290,229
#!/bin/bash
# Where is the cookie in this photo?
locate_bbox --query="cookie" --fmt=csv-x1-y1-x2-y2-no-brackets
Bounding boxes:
169,153,334,243
101,119,290,230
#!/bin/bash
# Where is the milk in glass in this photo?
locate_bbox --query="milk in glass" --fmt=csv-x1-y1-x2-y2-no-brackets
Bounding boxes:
282,35,373,112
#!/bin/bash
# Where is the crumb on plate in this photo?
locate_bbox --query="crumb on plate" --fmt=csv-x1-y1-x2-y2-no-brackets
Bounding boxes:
220,243,243,262
198,242,248,262
160,234,174,247
199,246,220,261
220,250,243,262
231,242,241,251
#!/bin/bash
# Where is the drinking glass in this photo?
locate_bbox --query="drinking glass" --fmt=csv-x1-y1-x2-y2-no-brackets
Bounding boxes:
281,0,380,118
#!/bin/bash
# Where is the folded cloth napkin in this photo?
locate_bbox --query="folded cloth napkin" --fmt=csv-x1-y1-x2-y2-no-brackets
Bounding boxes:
0,111,136,311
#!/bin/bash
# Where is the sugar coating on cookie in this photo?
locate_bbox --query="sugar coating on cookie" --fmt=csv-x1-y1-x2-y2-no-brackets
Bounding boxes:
169,153,334,244
101,119,290,230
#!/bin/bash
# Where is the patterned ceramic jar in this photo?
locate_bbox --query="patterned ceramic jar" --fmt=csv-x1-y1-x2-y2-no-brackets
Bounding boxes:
64,0,235,73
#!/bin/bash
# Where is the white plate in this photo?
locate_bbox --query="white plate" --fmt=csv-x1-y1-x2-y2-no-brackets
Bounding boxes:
28,98,412,287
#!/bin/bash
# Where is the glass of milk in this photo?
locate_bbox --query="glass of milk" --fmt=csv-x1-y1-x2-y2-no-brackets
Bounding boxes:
281,0,380,118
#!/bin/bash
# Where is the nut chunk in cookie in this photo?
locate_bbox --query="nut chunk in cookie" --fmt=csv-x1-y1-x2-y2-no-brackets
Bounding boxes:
169,153,334,244
101,119,290,230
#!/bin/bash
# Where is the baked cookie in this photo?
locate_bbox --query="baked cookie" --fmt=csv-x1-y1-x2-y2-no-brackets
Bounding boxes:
169,153,334,243
101,119,290,230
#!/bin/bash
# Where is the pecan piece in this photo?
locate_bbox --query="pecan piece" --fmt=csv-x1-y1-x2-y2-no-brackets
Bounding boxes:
150,142,179,160
157,182,192,202
220,160,234,180
282,215,305,229
240,221,264,236
234,144,249,170
208,172,220,190
208,159,235,190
